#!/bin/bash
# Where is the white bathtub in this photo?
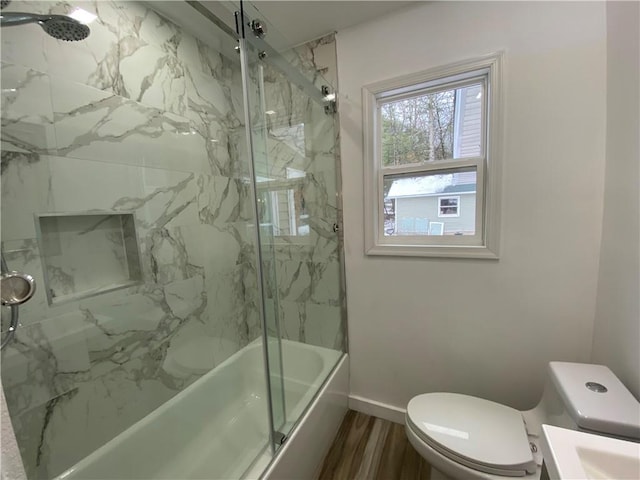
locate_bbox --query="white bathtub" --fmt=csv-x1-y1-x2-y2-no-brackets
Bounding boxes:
56,339,346,480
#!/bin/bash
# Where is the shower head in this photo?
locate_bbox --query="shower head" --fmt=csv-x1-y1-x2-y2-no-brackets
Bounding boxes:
0,12,90,41
40,16,90,41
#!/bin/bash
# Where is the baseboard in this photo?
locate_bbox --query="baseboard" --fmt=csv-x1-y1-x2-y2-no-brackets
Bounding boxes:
348,395,406,424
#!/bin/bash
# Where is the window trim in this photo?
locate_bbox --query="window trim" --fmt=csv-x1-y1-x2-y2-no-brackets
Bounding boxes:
362,52,504,259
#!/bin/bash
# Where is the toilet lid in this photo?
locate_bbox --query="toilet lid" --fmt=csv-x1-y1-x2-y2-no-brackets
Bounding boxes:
407,393,536,477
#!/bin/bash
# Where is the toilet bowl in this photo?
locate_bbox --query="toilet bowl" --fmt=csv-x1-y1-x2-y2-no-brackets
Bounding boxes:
405,362,640,480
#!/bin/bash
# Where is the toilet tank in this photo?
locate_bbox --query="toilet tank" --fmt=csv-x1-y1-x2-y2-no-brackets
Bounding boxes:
541,362,640,441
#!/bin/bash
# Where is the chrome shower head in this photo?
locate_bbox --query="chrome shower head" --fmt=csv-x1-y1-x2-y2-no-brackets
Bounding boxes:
40,16,90,41
0,12,90,41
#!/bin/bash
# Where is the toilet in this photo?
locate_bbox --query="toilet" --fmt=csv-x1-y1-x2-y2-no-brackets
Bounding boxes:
405,362,640,480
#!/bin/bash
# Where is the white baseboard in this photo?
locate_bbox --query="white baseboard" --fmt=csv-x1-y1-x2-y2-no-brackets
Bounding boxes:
348,395,406,424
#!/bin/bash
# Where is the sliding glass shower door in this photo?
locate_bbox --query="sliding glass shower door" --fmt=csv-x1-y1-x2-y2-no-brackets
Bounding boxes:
0,0,268,477
238,35,288,446
237,1,346,449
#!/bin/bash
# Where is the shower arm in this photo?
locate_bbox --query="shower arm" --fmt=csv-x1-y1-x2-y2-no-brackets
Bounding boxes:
1,12,66,27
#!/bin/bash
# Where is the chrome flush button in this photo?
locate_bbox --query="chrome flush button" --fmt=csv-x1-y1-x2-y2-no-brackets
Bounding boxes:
585,382,608,393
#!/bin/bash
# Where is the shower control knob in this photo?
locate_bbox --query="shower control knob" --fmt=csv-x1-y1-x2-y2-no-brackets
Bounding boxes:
1,271,36,306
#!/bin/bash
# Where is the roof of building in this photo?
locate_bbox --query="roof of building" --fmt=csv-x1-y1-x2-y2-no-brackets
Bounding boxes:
386,171,476,198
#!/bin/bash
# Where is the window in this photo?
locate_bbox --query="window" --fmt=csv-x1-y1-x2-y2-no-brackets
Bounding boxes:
438,196,460,217
363,53,503,258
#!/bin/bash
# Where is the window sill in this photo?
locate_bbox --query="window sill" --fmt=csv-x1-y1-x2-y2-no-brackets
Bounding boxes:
365,244,499,259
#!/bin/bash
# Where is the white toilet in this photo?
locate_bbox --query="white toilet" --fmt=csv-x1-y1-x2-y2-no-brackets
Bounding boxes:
405,362,640,480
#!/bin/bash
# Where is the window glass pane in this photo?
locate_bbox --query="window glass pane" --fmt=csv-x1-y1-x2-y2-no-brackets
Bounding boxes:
380,83,483,166
383,169,477,236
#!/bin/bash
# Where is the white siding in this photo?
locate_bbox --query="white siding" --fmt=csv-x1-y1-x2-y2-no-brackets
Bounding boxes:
396,193,476,235
454,84,483,158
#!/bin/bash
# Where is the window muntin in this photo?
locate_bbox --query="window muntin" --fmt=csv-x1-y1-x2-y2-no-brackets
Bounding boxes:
363,53,502,258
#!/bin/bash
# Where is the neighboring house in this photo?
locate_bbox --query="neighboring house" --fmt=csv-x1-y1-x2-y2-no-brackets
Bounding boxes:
386,172,476,235
385,84,482,236
453,84,483,159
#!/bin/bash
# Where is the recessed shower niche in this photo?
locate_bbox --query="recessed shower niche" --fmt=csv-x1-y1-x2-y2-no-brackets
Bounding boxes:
36,213,142,305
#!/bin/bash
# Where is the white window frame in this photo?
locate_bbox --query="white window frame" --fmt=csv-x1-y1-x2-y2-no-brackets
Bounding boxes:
363,53,504,259
438,196,461,218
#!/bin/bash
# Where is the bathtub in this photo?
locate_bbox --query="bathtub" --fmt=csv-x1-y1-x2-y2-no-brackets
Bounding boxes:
56,339,347,480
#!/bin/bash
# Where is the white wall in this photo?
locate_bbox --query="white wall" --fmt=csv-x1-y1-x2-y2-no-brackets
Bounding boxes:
337,1,607,412
591,1,640,400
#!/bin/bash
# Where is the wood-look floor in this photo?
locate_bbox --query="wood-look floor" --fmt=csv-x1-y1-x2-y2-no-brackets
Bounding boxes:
317,410,432,480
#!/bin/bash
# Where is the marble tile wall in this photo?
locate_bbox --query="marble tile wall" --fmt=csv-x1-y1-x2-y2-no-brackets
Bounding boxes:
1,1,344,475
257,34,346,353
0,1,260,478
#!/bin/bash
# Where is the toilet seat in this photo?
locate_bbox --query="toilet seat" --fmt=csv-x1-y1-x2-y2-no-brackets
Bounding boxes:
406,393,537,477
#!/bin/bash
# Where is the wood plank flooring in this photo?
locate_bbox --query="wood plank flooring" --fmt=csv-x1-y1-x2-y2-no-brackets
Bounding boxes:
317,410,433,480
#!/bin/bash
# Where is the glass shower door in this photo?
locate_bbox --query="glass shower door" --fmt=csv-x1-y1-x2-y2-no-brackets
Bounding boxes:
0,1,272,478
238,36,288,449
260,66,346,444
237,0,346,451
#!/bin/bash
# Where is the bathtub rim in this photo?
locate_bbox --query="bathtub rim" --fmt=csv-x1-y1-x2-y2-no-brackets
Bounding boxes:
54,338,344,480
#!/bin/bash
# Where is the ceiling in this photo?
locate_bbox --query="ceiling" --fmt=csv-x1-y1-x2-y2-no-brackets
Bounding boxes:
250,1,420,47
149,1,420,53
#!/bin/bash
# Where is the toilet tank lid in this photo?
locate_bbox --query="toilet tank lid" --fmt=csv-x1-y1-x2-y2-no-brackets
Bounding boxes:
549,362,640,440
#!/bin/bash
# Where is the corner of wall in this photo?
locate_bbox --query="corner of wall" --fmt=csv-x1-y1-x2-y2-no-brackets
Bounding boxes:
591,0,640,399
